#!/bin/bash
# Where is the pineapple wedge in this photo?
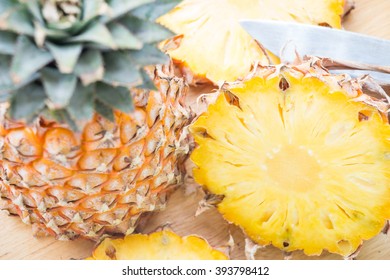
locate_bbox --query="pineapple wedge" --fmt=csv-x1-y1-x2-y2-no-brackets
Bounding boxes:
87,230,228,260
158,0,346,84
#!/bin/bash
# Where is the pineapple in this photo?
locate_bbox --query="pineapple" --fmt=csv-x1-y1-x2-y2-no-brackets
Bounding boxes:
87,229,228,260
157,0,346,84
0,0,193,241
190,61,390,257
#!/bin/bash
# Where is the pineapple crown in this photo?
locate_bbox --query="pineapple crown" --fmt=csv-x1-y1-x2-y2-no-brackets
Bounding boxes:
0,0,180,127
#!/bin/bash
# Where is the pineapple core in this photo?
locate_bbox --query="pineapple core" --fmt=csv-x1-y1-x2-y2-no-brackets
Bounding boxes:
191,73,390,256
265,145,321,193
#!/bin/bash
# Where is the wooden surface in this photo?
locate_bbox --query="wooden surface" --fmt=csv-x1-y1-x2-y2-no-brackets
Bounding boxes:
1,0,390,260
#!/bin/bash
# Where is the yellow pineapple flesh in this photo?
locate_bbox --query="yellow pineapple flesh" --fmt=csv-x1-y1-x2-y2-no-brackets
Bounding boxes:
158,0,345,84
190,63,390,256
87,230,228,260
0,67,192,241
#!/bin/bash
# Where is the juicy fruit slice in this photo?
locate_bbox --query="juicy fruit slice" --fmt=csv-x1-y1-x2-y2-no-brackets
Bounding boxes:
87,230,228,260
190,65,390,256
158,0,345,84
0,67,192,241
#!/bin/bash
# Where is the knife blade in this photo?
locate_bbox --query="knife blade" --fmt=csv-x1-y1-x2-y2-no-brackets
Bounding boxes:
239,20,390,83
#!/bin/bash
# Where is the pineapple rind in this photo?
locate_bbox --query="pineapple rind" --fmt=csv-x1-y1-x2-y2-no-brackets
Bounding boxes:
0,67,192,241
191,64,390,256
87,230,228,260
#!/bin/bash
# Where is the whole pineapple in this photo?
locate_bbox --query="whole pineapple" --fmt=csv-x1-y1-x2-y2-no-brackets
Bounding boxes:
190,61,390,257
157,0,346,84
87,229,228,260
0,0,192,241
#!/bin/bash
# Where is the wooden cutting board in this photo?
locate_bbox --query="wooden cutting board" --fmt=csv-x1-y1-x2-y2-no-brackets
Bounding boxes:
1,0,390,260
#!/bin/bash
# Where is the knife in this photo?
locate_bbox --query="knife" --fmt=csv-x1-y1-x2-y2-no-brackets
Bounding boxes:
239,20,390,84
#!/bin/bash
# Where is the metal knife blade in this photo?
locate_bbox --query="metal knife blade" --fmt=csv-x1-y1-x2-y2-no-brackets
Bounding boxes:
240,20,390,82
240,20,390,65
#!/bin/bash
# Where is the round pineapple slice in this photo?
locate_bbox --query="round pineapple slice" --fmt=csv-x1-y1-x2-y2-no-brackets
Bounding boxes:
87,230,228,260
158,0,345,84
190,64,390,256
0,67,192,241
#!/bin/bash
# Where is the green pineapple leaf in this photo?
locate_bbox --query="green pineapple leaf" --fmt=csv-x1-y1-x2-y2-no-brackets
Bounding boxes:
104,0,154,22
121,15,173,44
10,36,53,84
0,31,17,55
10,83,46,120
138,68,157,90
2,5,34,36
96,82,134,113
130,44,169,66
74,50,104,85
107,22,143,50
41,68,77,108
46,42,83,74
103,52,141,87
131,0,181,20
68,82,95,121
0,55,13,92
94,98,114,122
67,23,116,48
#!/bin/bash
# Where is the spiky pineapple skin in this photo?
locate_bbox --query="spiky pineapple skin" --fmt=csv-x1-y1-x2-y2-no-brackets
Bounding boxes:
190,62,390,257
87,230,228,260
0,67,192,241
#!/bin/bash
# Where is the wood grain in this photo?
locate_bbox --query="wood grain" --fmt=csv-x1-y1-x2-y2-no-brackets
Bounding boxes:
1,0,390,260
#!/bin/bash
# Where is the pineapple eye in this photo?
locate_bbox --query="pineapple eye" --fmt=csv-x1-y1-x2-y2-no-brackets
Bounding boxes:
105,244,117,260
279,77,290,91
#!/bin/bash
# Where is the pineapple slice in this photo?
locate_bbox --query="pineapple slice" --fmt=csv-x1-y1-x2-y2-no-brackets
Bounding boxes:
87,230,228,260
190,63,390,257
158,0,345,84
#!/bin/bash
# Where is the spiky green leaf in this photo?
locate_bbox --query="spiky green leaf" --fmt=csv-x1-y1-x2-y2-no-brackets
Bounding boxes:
75,49,104,85
107,22,143,50
0,0,19,16
68,82,95,121
130,44,169,66
0,31,17,55
33,21,70,42
131,0,181,21
1,5,34,35
10,36,53,84
120,15,173,44
104,0,154,22
10,83,46,120
96,82,134,113
41,68,77,108
67,23,116,49
46,42,82,73
0,55,13,92
25,0,44,24
138,68,157,90
94,98,114,122
103,51,141,87
83,0,106,22
52,109,78,131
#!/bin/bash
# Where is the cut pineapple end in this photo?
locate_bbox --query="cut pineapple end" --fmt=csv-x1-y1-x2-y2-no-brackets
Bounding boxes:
191,72,390,256
158,0,345,84
87,230,228,260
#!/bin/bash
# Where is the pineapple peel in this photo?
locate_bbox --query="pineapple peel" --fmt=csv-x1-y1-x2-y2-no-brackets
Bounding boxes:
190,63,390,257
87,230,228,260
